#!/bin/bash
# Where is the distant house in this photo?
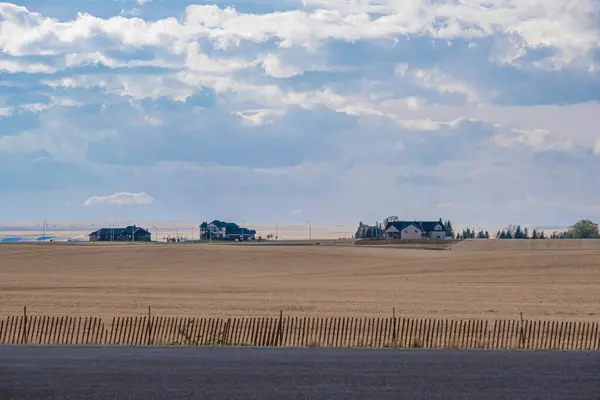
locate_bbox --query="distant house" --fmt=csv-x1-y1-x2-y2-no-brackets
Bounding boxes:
89,226,151,242
384,219,447,240
199,220,256,241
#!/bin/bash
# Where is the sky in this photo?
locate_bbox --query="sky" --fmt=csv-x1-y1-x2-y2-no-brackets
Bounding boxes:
1,0,600,230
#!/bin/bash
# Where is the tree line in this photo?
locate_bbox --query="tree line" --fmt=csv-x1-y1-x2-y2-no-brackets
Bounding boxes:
355,218,599,240
466,219,599,240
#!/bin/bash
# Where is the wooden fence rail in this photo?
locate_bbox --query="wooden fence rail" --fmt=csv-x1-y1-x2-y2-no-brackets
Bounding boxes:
1,316,599,350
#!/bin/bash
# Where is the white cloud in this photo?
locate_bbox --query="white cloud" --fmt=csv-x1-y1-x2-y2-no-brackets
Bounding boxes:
0,59,55,74
83,192,155,207
232,108,285,125
120,8,140,17
0,1,597,69
261,53,301,78
291,208,302,215
396,64,480,103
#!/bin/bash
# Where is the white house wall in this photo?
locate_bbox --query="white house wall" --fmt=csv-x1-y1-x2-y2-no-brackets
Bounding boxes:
401,225,422,240
430,232,446,239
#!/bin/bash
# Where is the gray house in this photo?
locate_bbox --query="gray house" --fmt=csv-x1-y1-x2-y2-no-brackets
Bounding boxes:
199,220,256,241
89,226,151,242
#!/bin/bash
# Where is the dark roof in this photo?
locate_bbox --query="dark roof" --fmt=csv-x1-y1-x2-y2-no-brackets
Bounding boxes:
90,228,119,236
203,220,239,229
89,226,149,236
123,226,149,234
200,221,258,236
385,220,445,232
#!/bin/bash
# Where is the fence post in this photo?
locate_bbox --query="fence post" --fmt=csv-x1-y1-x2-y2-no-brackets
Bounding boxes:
147,305,152,346
519,312,525,349
278,310,283,346
23,306,27,345
392,307,396,347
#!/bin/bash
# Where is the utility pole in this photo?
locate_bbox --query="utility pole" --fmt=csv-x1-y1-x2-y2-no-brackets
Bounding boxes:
241,221,245,245
304,220,312,241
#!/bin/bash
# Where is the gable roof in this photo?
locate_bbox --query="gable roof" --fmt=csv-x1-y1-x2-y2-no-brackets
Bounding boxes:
89,226,149,236
205,220,239,229
385,225,400,233
385,220,445,233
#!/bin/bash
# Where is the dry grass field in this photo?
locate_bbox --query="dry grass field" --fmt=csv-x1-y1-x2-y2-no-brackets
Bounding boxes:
1,240,600,321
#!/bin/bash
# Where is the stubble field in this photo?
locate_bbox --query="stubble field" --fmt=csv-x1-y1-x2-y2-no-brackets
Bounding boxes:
1,240,600,321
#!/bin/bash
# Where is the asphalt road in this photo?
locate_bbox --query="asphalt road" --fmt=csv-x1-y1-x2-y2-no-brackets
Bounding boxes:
0,346,598,399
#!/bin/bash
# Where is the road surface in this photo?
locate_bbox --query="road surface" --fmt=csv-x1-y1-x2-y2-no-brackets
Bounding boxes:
0,346,598,399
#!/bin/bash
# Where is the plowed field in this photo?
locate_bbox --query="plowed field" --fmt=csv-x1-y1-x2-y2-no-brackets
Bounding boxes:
1,241,599,320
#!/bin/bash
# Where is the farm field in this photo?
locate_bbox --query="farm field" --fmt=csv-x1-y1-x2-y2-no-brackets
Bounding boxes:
1,241,600,321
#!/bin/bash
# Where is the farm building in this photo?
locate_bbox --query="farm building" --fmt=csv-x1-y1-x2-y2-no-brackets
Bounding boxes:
199,220,256,241
384,219,447,240
354,222,381,239
89,226,151,242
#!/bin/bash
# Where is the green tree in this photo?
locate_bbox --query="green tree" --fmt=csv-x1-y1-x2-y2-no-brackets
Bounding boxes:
514,225,523,239
566,219,600,239
485,231,490,239
531,229,538,239
383,216,399,227
523,228,529,239
539,231,546,239
499,230,506,239
444,220,455,239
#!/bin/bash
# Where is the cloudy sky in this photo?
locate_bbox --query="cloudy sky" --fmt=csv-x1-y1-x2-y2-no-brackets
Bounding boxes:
1,0,599,228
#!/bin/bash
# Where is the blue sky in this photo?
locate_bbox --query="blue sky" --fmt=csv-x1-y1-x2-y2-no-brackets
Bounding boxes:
1,0,600,228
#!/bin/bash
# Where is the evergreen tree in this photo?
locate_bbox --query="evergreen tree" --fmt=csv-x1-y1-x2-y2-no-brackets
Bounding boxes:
500,230,507,239
444,220,455,239
523,228,529,239
485,231,490,239
505,230,513,239
531,229,538,239
539,231,546,239
514,225,523,239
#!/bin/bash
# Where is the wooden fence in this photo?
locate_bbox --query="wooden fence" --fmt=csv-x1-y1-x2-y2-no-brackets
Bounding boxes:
1,315,599,350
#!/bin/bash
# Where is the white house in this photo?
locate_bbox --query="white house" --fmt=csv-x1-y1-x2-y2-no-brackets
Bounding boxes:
384,219,447,240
